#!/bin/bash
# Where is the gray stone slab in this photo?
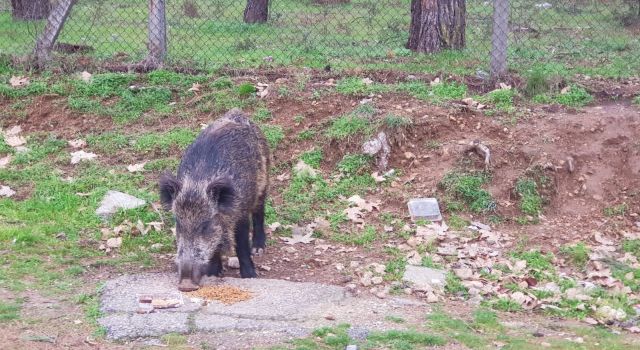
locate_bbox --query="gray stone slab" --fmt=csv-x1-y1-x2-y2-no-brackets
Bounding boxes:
98,272,428,342
99,312,189,339
96,190,146,219
101,273,202,313
198,277,346,321
402,265,446,292
407,198,442,222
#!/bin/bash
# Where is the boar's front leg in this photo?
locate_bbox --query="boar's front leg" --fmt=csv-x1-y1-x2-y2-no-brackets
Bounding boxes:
251,195,266,256
235,217,257,278
206,251,223,277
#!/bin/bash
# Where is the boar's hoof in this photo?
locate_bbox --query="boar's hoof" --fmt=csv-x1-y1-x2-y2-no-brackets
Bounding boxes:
206,261,224,277
251,247,265,256
178,279,200,292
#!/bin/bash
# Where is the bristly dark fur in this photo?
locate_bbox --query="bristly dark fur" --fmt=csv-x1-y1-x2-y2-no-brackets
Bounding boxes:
159,108,270,289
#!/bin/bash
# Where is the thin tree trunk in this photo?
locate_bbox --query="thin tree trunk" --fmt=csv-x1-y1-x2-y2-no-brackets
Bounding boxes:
244,0,269,24
11,0,50,20
407,0,466,53
490,0,509,78
146,0,167,67
34,0,75,67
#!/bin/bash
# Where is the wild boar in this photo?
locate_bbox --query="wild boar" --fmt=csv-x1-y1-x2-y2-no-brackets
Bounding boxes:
159,108,270,291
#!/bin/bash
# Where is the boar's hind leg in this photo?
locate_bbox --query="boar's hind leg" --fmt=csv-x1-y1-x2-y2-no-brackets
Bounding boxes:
251,196,266,256
206,251,223,277
235,217,257,278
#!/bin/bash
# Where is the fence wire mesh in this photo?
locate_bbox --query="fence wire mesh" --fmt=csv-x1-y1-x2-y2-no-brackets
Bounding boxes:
0,0,639,74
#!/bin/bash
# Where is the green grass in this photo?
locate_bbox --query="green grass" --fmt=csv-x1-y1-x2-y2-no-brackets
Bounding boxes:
515,178,543,216
384,256,407,281
253,108,273,122
367,330,446,349
297,129,316,141
510,249,555,281
237,83,256,96
336,154,371,175
488,298,524,312
300,149,323,168
335,76,388,95
481,88,516,111
447,214,469,230
0,300,21,321
383,114,412,129
623,239,640,259
554,86,593,107
259,124,285,149
604,203,628,217
397,80,467,103
445,272,468,297
325,106,374,140
634,95,640,105
560,243,590,269
440,171,496,214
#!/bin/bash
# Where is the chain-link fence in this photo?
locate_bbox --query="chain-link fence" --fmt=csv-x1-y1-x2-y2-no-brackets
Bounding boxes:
1,0,639,75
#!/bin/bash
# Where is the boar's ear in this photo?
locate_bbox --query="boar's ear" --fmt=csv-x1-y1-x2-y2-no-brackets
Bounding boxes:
159,172,181,211
206,178,236,213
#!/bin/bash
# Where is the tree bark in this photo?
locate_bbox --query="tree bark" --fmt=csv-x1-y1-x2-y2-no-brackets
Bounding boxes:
490,0,509,78
244,0,269,24
407,0,466,53
34,0,75,67
11,0,50,20
146,0,167,67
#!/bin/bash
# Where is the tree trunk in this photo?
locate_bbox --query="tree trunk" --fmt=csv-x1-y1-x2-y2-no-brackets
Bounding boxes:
11,0,50,20
244,0,269,24
490,0,509,78
146,0,167,67
407,0,466,53
34,0,75,67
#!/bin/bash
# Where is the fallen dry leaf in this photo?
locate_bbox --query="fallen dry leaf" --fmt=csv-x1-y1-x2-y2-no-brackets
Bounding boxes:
347,195,380,212
343,206,365,225
9,76,29,88
106,237,122,249
4,126,21,136
80,71,92,82
593,231,614,246
188,83,201,92
4,135,26,147
127,162,147,173
281,225,315,245
68,139,86,148
0,155,11,169
371,172,385,183
0,185,16,197
70,150,97,164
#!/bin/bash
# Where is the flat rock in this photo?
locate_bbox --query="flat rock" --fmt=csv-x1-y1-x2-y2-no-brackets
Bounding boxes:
407,198,442,222
99,273,430,342
402,265,446,292
96,190,146,219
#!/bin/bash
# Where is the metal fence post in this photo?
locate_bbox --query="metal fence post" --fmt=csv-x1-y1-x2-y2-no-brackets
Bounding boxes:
33,0,75,67
490,0,509,78
147,0,167,67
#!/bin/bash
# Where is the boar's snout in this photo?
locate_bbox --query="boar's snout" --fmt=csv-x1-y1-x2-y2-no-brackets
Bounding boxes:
177,260,204,292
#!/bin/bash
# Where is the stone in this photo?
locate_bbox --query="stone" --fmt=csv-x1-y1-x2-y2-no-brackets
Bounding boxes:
402,265,446,292
371,276,384,285
228,257,240,269
96,191,146,219
407,198,442,222
454,268,473,280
